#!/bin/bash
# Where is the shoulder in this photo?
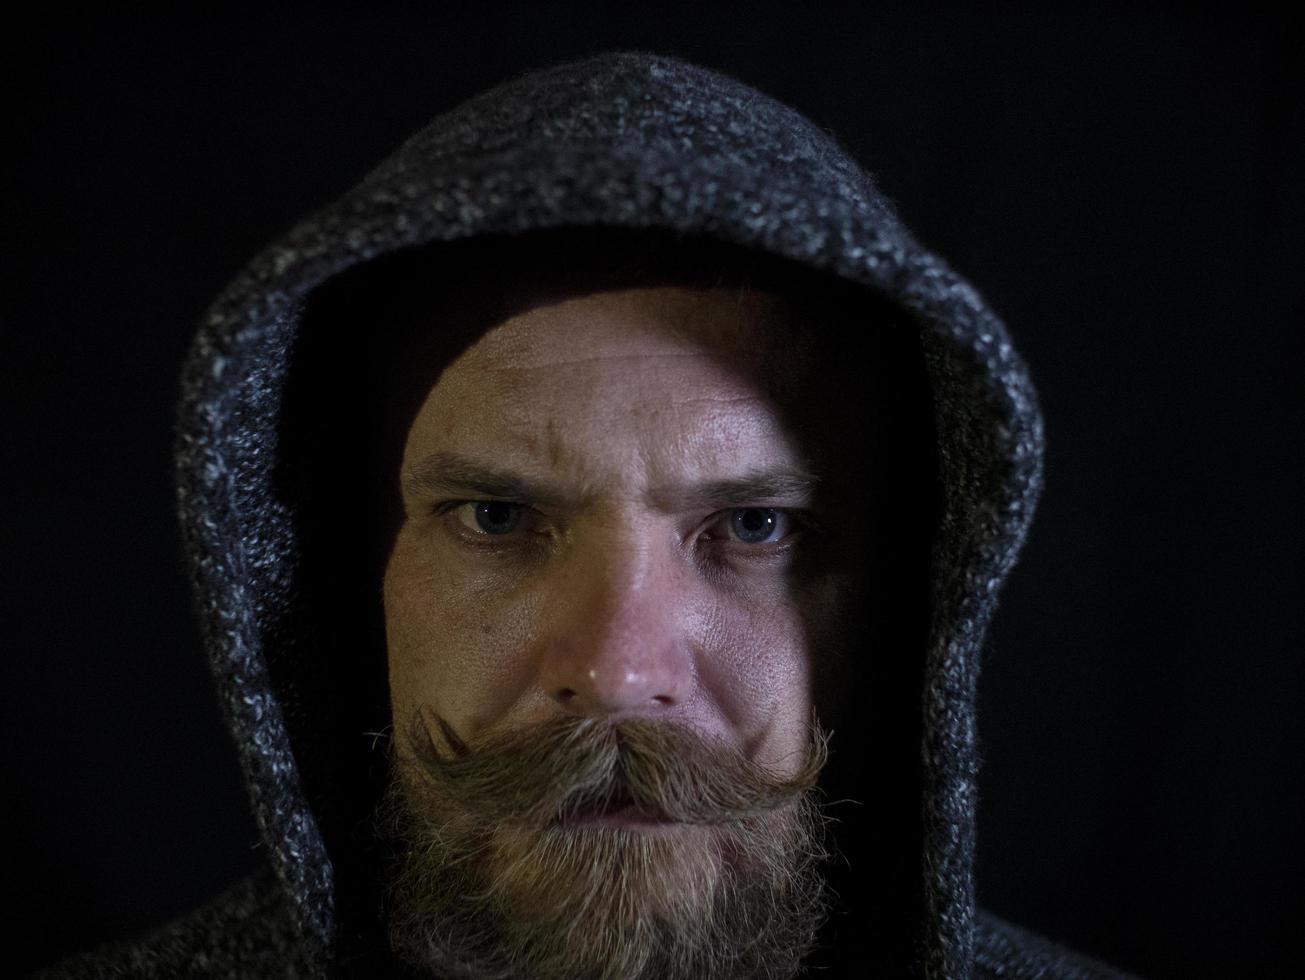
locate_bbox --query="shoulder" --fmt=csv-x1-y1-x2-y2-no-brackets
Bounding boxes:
974,908,1141,979
31,867,313,979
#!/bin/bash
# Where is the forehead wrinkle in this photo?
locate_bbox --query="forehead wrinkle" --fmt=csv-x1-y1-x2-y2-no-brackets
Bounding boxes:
462,344,773,414
502,396,774,431
469,348,722,376
480,370,792,466
468,352,777,410
460,300,793,376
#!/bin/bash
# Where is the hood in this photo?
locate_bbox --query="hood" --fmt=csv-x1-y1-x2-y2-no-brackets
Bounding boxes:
174,51,1044,978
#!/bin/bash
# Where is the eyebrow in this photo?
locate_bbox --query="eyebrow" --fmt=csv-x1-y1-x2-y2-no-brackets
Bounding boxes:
403,451,575,509
402,450,821,511
653,467,820,511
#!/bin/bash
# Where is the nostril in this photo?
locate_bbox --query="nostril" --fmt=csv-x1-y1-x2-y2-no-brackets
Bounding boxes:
545,655,691,714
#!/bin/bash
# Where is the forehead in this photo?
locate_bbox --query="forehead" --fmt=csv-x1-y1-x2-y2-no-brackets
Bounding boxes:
401,286,814,486
453,285,799,375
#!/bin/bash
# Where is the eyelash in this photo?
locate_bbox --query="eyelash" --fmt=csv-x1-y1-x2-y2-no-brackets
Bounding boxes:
432,501,814,558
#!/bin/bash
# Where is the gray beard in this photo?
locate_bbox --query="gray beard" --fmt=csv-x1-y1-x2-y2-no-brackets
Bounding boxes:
375,712,834,980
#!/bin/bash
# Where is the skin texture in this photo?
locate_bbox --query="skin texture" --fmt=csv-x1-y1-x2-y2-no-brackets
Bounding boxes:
388,286,826,768
380,285,869,979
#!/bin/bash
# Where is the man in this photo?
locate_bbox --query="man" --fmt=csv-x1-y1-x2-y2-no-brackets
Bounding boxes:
40,52,1130,977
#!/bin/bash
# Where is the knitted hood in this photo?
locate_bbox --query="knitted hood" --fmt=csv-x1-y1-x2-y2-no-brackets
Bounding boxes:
174,52,1045,977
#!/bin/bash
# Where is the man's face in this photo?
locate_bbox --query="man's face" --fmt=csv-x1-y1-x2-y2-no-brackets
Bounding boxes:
380,285,862,979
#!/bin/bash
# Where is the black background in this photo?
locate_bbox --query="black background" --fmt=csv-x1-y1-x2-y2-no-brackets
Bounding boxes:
7,7,1301,978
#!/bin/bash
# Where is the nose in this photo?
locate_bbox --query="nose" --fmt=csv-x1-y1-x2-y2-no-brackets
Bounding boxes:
536,523,695,718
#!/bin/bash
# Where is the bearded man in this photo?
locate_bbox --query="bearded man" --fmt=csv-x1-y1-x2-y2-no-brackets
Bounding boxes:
39,52,1129,979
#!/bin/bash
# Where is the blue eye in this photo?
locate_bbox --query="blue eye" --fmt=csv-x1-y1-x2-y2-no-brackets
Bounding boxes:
728,508,787,545
470,501,523,535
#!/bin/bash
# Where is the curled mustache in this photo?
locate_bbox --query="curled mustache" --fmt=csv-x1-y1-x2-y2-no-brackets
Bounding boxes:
405,708,830,830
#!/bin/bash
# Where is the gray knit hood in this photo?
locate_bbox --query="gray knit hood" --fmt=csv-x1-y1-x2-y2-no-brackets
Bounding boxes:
166,51,1087,979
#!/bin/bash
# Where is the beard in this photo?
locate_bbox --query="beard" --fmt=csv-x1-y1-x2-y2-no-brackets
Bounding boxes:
375,708,834,980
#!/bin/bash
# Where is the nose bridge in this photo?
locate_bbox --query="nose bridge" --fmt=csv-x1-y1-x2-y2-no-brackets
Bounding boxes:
538,516,694,716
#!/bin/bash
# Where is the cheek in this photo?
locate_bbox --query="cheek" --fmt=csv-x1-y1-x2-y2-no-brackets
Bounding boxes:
382,527,540,742
697,585,813,758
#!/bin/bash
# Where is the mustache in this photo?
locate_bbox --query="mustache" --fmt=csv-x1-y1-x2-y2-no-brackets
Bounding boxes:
403,708,830,828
